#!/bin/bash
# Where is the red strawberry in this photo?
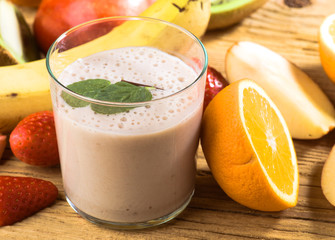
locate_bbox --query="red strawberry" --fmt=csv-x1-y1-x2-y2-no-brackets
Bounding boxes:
9,111,60,167
0,176,58,226
204,66,229,111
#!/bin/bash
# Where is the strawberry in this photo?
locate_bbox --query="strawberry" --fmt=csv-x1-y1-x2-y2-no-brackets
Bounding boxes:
204,66,229,111
0,176,58,226
9,111,60,167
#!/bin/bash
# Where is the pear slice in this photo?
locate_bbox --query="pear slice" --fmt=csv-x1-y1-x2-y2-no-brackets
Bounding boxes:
321,145,335,207
225,41,335,139
0,0,39,66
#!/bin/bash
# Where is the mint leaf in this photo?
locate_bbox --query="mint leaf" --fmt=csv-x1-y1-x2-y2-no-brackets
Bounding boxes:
61,79,111,108
91,81,152,115
61,79,152,115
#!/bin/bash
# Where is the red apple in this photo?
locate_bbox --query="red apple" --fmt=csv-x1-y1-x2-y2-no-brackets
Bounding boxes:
33,0,156,54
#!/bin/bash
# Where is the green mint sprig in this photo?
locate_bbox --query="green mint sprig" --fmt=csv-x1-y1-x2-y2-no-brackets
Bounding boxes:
61,79,153,115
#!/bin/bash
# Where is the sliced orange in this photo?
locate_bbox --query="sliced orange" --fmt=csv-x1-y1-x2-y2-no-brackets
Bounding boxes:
201,79,299,211
319,13,335,83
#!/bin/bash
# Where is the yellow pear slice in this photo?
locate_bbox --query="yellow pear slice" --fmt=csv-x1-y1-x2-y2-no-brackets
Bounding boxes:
225,41,335,139
322,145,335,207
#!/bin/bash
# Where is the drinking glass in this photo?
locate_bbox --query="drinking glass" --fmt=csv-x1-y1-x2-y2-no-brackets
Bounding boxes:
46,16,207,229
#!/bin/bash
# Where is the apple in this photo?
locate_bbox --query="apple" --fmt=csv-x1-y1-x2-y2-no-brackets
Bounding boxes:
33,0,156,54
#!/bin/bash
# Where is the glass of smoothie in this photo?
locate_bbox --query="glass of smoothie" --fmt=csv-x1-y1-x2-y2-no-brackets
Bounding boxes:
46,16,207,229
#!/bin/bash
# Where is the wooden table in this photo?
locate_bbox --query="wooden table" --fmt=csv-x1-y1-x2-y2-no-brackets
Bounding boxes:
2,0,335,239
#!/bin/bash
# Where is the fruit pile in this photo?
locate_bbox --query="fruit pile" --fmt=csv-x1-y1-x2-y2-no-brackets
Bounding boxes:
0,111,59,226
1,0,267,64
0,0,335,227
0,0,269,133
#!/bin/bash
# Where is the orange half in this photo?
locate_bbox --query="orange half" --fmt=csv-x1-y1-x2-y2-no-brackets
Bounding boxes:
201,79,299,211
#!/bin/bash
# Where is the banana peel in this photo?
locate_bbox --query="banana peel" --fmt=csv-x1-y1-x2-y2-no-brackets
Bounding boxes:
0,0,211,134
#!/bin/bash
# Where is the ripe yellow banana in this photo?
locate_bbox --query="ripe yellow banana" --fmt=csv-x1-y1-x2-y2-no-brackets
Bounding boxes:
0,60,51,134
0,0,211,134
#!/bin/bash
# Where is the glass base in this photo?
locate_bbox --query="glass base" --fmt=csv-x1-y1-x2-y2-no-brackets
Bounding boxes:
65,190,194,229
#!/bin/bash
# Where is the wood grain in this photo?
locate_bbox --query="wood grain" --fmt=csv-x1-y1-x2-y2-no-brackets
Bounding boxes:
2,0,335,239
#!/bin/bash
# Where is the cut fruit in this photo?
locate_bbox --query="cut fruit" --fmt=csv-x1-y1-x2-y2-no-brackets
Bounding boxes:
0,0,40,65
208,0,268,30
321,145,335,207
319,13,335,84
201,79,299,211
226,41,335,139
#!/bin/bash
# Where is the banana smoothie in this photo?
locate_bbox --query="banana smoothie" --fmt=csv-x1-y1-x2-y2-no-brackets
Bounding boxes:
51,46,205,224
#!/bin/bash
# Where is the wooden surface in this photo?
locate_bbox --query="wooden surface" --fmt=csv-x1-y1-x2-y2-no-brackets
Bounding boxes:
2,0,335,239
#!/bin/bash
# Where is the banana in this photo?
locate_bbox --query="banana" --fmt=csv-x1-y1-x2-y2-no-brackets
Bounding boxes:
225,41,335,139
208,0,268,30
141,0,210,38
0,60,51,133
0,0,211,134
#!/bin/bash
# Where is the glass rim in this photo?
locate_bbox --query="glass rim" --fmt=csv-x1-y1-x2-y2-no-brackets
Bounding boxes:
46,16,208,107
